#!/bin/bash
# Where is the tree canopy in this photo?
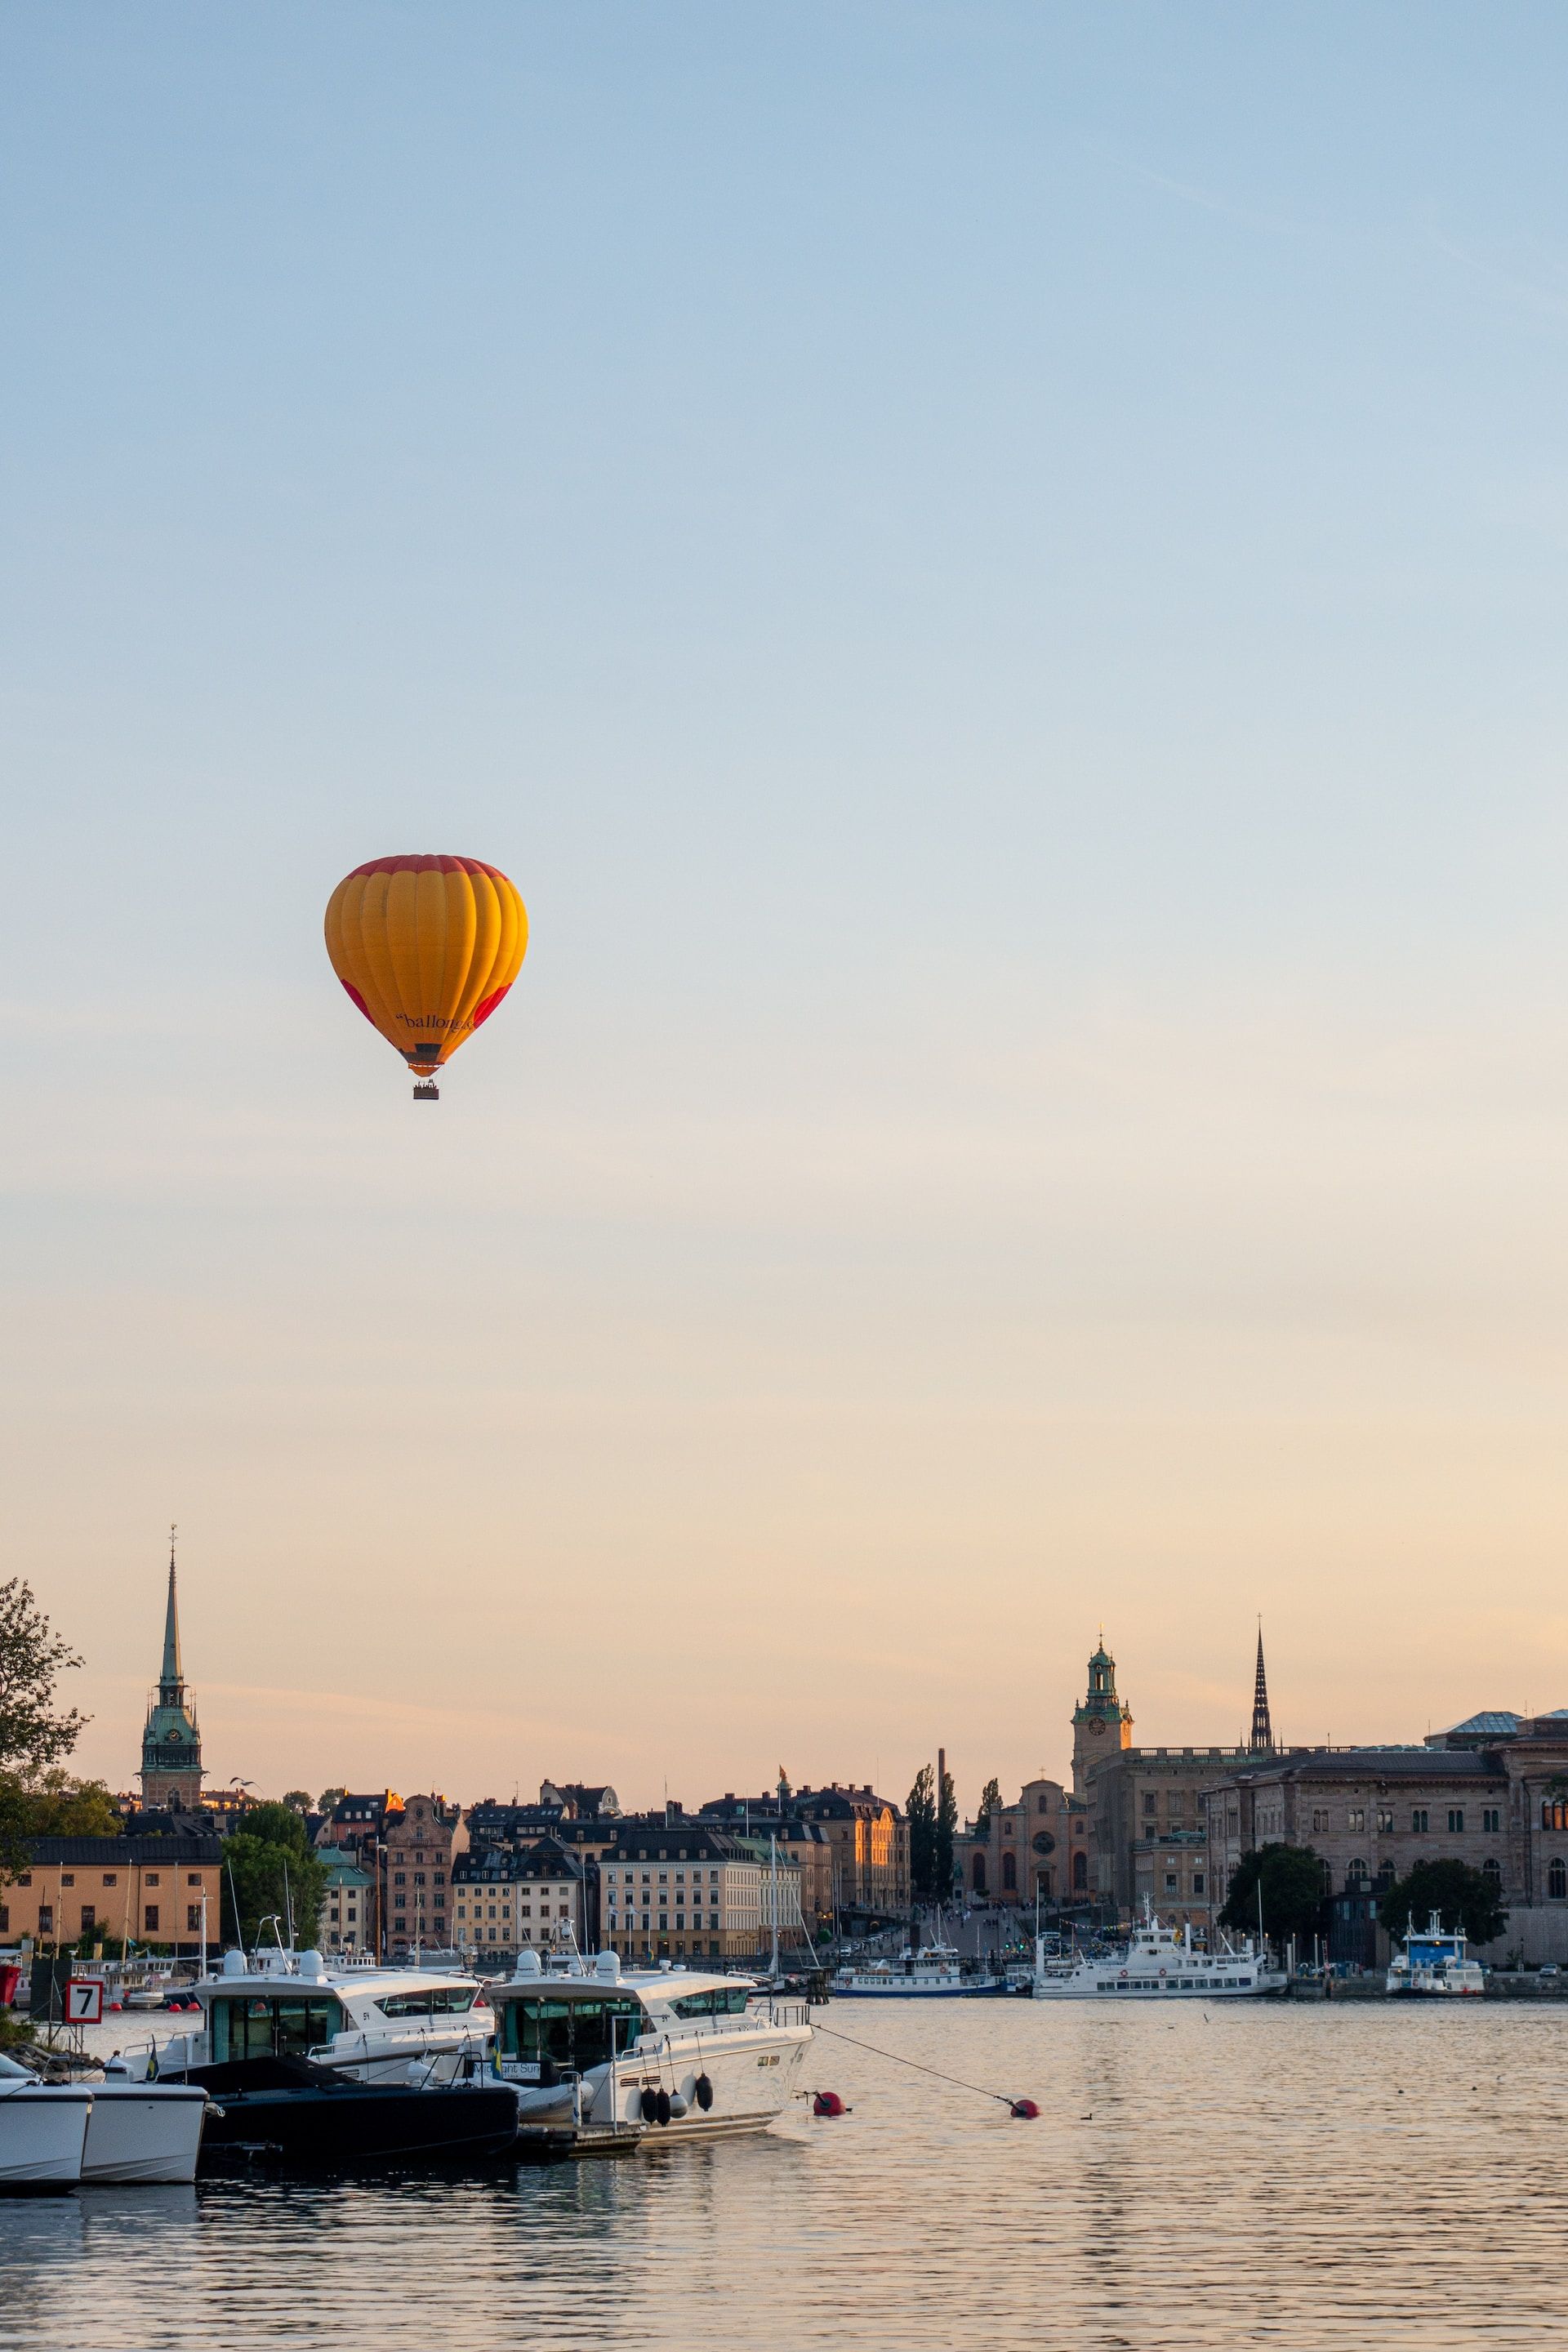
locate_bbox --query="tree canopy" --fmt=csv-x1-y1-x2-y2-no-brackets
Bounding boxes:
221,1802,329,1953
0,1580,91,1878
975,1777,1002,1834
908,1765,937,1901
1380,1859,1508,1949
1218,1843,1327,1947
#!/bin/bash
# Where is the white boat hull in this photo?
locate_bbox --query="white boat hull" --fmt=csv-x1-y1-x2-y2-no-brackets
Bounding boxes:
82,2087,207,2184
1033,1974,1286,2000
0,2087,91,2190
834,1980,1001,1998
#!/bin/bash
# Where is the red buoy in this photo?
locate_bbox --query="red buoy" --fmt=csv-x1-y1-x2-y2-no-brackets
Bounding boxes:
1009,2099,1040,2120
813,2091,848,2118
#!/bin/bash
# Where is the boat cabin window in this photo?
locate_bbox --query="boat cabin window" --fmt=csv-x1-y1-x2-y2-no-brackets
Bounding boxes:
210,1993,348,2061
376,1986,479,2017
669,1987,750,2020
500,1996,646,2071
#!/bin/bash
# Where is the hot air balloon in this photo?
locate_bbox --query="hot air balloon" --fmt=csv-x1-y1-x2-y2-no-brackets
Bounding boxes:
324,855,528,1100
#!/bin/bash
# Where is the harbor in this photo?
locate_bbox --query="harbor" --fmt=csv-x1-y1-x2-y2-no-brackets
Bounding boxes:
1,1998,1563,2350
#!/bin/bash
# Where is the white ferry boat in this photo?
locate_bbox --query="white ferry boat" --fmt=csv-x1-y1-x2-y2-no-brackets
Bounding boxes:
833,1941,1004,1998
116,1945,492,2085
1031,1908,1285,2000
1385,1913,1486,1998
488,1949,812,2144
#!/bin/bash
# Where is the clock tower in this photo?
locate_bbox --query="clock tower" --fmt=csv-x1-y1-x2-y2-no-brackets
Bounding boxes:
140,1535,204,1813
1071,1637,1132,1794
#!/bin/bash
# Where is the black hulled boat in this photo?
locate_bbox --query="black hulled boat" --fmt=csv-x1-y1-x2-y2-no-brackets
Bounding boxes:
173,2054,518,2173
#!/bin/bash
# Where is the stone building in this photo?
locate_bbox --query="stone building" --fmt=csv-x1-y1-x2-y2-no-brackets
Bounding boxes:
1078,1637,1256,1936
1204,1708,1568,1965
0,1833,223,1958
317,1847,373,1954
451,1838,586,1963
538,1780,621,1818
384,1793,466,1955
598,1820,802,1964
139,1544,203,1813
789,1785,908,1918
697,1794,837,1933
951,1777,1089,1909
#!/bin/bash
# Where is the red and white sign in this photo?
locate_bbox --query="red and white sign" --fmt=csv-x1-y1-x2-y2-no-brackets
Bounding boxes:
66,1979,104,2025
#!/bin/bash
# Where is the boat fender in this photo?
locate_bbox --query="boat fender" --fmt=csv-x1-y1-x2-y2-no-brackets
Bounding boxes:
694,2073,714,2111
655,2089,671,2127
640,2088,660,2123
667,2093,688,2118
813,2091,848,2118
1009,2099,1040,2121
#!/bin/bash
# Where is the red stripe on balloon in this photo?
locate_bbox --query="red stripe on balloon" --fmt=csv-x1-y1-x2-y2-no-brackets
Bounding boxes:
470,983,512,1030
339,980,376,1023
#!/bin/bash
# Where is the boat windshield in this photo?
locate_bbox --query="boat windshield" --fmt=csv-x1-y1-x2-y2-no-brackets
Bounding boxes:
499,1995,647,2070
668,1987,750,2019
210,1993,348,2061
376,1986,480,2016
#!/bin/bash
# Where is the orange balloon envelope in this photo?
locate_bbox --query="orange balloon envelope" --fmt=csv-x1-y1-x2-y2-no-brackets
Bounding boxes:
324,855,528,1098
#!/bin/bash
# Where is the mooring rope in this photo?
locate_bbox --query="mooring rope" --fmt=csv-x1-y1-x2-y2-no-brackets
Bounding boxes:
810,2018,1032,2114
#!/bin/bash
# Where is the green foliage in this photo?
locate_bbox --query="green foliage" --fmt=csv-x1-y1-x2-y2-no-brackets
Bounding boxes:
936,1769,957,1898
0,1770,120,1885
1380,1859,1508,1948
316,1786,347,1814
221,1803,328,1952
0,1581,87,1873
907,1765,937,1902
282,1790,313,1814
975,1777,1002,1834
1218,1843,1327,1947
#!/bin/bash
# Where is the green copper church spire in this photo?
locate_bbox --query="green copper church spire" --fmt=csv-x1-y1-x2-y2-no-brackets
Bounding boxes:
160,1525,183,1700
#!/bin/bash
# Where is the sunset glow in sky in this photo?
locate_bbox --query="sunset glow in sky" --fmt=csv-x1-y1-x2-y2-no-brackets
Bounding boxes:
7,5,1568,1813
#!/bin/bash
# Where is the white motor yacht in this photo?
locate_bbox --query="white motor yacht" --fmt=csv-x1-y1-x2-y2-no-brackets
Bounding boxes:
1031,1906,1285,1999
833,1941,1004,1998
0,2061,93,2190
0,2056,208,2186
117,1944,492,2086
489,1950,812,2144
1386,1913,1486,1998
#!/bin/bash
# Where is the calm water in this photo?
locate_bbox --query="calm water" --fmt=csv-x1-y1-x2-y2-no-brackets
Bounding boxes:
2,2000,1564,2350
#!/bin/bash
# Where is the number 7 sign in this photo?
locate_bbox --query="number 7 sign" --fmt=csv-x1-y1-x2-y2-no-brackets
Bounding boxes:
67,1979,104,2025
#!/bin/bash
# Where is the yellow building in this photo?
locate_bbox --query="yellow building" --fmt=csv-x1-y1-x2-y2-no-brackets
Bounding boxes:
1,1834,224,1958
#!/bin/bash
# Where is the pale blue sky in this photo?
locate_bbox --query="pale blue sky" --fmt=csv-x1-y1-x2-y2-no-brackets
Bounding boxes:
7,5,1568,1805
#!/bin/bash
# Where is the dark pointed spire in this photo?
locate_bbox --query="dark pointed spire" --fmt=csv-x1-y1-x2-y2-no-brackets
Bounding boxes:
1250,1620,1273,1753
160,1525,183,1701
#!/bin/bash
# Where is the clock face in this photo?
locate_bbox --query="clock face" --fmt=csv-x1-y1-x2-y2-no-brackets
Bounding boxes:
1088,1717,1105,1736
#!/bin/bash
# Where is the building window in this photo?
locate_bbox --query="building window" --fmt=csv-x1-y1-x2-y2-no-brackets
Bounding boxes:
0,1906,7,1932
1377,1807,1394,1833
971,1854,987,1894
1411,1810,1428,1834
102,1873,117,1887
1038,1794,1050,1812
1165,1874,1178,1893
1483,1809,1500,1833
1192,1873,1205,1895
1143,1796,1157,1815
187,1905,202,1931
1542,1802,1568,1833
1346,1860,1367,1886
1002,1853,1016,1892
1483,1859,1502,1889
1346,1809,1365,1833
38,1905,52,1933
1072,1851,1088,1892
145,1906,159,1931
1447,1809,1464,1834
1312,1810,1329,1833
61,1874,74,1888
1551,1859,1567,1901
80,1905,96,1931
145,1873,159,1887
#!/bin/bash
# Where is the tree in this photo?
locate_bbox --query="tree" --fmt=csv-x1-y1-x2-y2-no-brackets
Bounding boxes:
0,1579,91,1877
975,1777,1002,1835
283,1790,313,1814
317,1786,347,1813
221,1802,329,1953
935,1766,957,1900
0,1579,86,1779
1219,1844,1327,1949
907,1765,937,1902
1380,1859,1508,1949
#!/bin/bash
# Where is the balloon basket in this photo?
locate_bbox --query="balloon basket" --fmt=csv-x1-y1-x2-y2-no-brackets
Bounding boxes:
412,1080,440,1101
